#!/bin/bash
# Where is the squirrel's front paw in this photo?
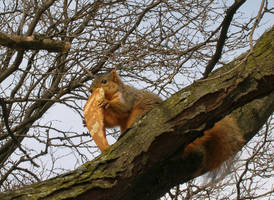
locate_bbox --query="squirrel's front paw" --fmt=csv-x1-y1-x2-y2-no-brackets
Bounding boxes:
98,99,110,109
82,119,87,127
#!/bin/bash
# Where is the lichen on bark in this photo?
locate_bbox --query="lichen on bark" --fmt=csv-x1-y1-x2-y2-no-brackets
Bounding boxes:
0,28,273,200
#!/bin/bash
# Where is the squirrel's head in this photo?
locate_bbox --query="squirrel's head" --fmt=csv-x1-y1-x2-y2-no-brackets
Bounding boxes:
89,69,122,99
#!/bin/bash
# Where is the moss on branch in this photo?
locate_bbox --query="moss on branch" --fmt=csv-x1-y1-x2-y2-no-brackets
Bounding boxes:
0,28,273,200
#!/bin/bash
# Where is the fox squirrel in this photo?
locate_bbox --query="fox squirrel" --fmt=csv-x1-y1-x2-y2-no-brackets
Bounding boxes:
85,69,243,173
88,69,162,132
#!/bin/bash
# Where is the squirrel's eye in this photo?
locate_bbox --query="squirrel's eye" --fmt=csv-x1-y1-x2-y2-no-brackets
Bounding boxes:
101,79,107,84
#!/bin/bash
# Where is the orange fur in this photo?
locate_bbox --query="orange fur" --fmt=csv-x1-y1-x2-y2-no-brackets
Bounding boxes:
184,116,243,173
125,108,145,131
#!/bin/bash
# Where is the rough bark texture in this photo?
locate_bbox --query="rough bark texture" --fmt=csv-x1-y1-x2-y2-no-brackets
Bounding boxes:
0,28,273,200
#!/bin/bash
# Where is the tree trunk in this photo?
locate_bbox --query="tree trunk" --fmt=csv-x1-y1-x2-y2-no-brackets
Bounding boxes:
0,28,273,200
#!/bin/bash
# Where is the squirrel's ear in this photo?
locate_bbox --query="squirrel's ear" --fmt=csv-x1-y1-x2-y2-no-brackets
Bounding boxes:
111,69,121,83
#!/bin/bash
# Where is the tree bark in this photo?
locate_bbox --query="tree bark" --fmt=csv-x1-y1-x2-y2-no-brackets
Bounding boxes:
0,33,71,52
0,28,273,200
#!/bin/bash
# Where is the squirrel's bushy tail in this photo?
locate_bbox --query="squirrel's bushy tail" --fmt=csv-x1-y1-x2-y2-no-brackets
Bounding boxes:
184,116,244,176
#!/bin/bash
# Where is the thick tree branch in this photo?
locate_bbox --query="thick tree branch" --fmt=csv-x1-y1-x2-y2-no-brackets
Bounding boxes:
0,28,273,200
0,33,71,52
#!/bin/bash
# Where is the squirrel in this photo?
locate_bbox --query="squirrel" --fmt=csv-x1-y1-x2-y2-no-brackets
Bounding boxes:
88,69,162,133
87,69,243,173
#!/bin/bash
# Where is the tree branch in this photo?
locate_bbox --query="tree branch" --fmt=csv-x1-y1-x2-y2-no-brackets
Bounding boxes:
0,27,273,200
0,33,71,52
0,98,39,168
203,0,247,78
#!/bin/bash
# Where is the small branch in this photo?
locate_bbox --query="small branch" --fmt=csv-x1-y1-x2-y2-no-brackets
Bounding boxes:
249,0,265,52
90,0,162,75
0,157,24,186
203,0,247,78
0,98,39,168
199,0,266,82
0,33,71,52
0,98,20,144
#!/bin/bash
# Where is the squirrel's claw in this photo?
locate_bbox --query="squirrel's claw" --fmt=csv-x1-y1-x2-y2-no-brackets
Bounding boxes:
98,99,110,109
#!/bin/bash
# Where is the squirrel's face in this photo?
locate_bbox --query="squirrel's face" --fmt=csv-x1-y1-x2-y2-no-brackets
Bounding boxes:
89,70,121,99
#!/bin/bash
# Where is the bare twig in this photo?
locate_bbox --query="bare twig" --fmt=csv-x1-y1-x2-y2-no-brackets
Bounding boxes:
0,98,39,168
249,0,265,52
197,0,266,83
203,0,247,78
